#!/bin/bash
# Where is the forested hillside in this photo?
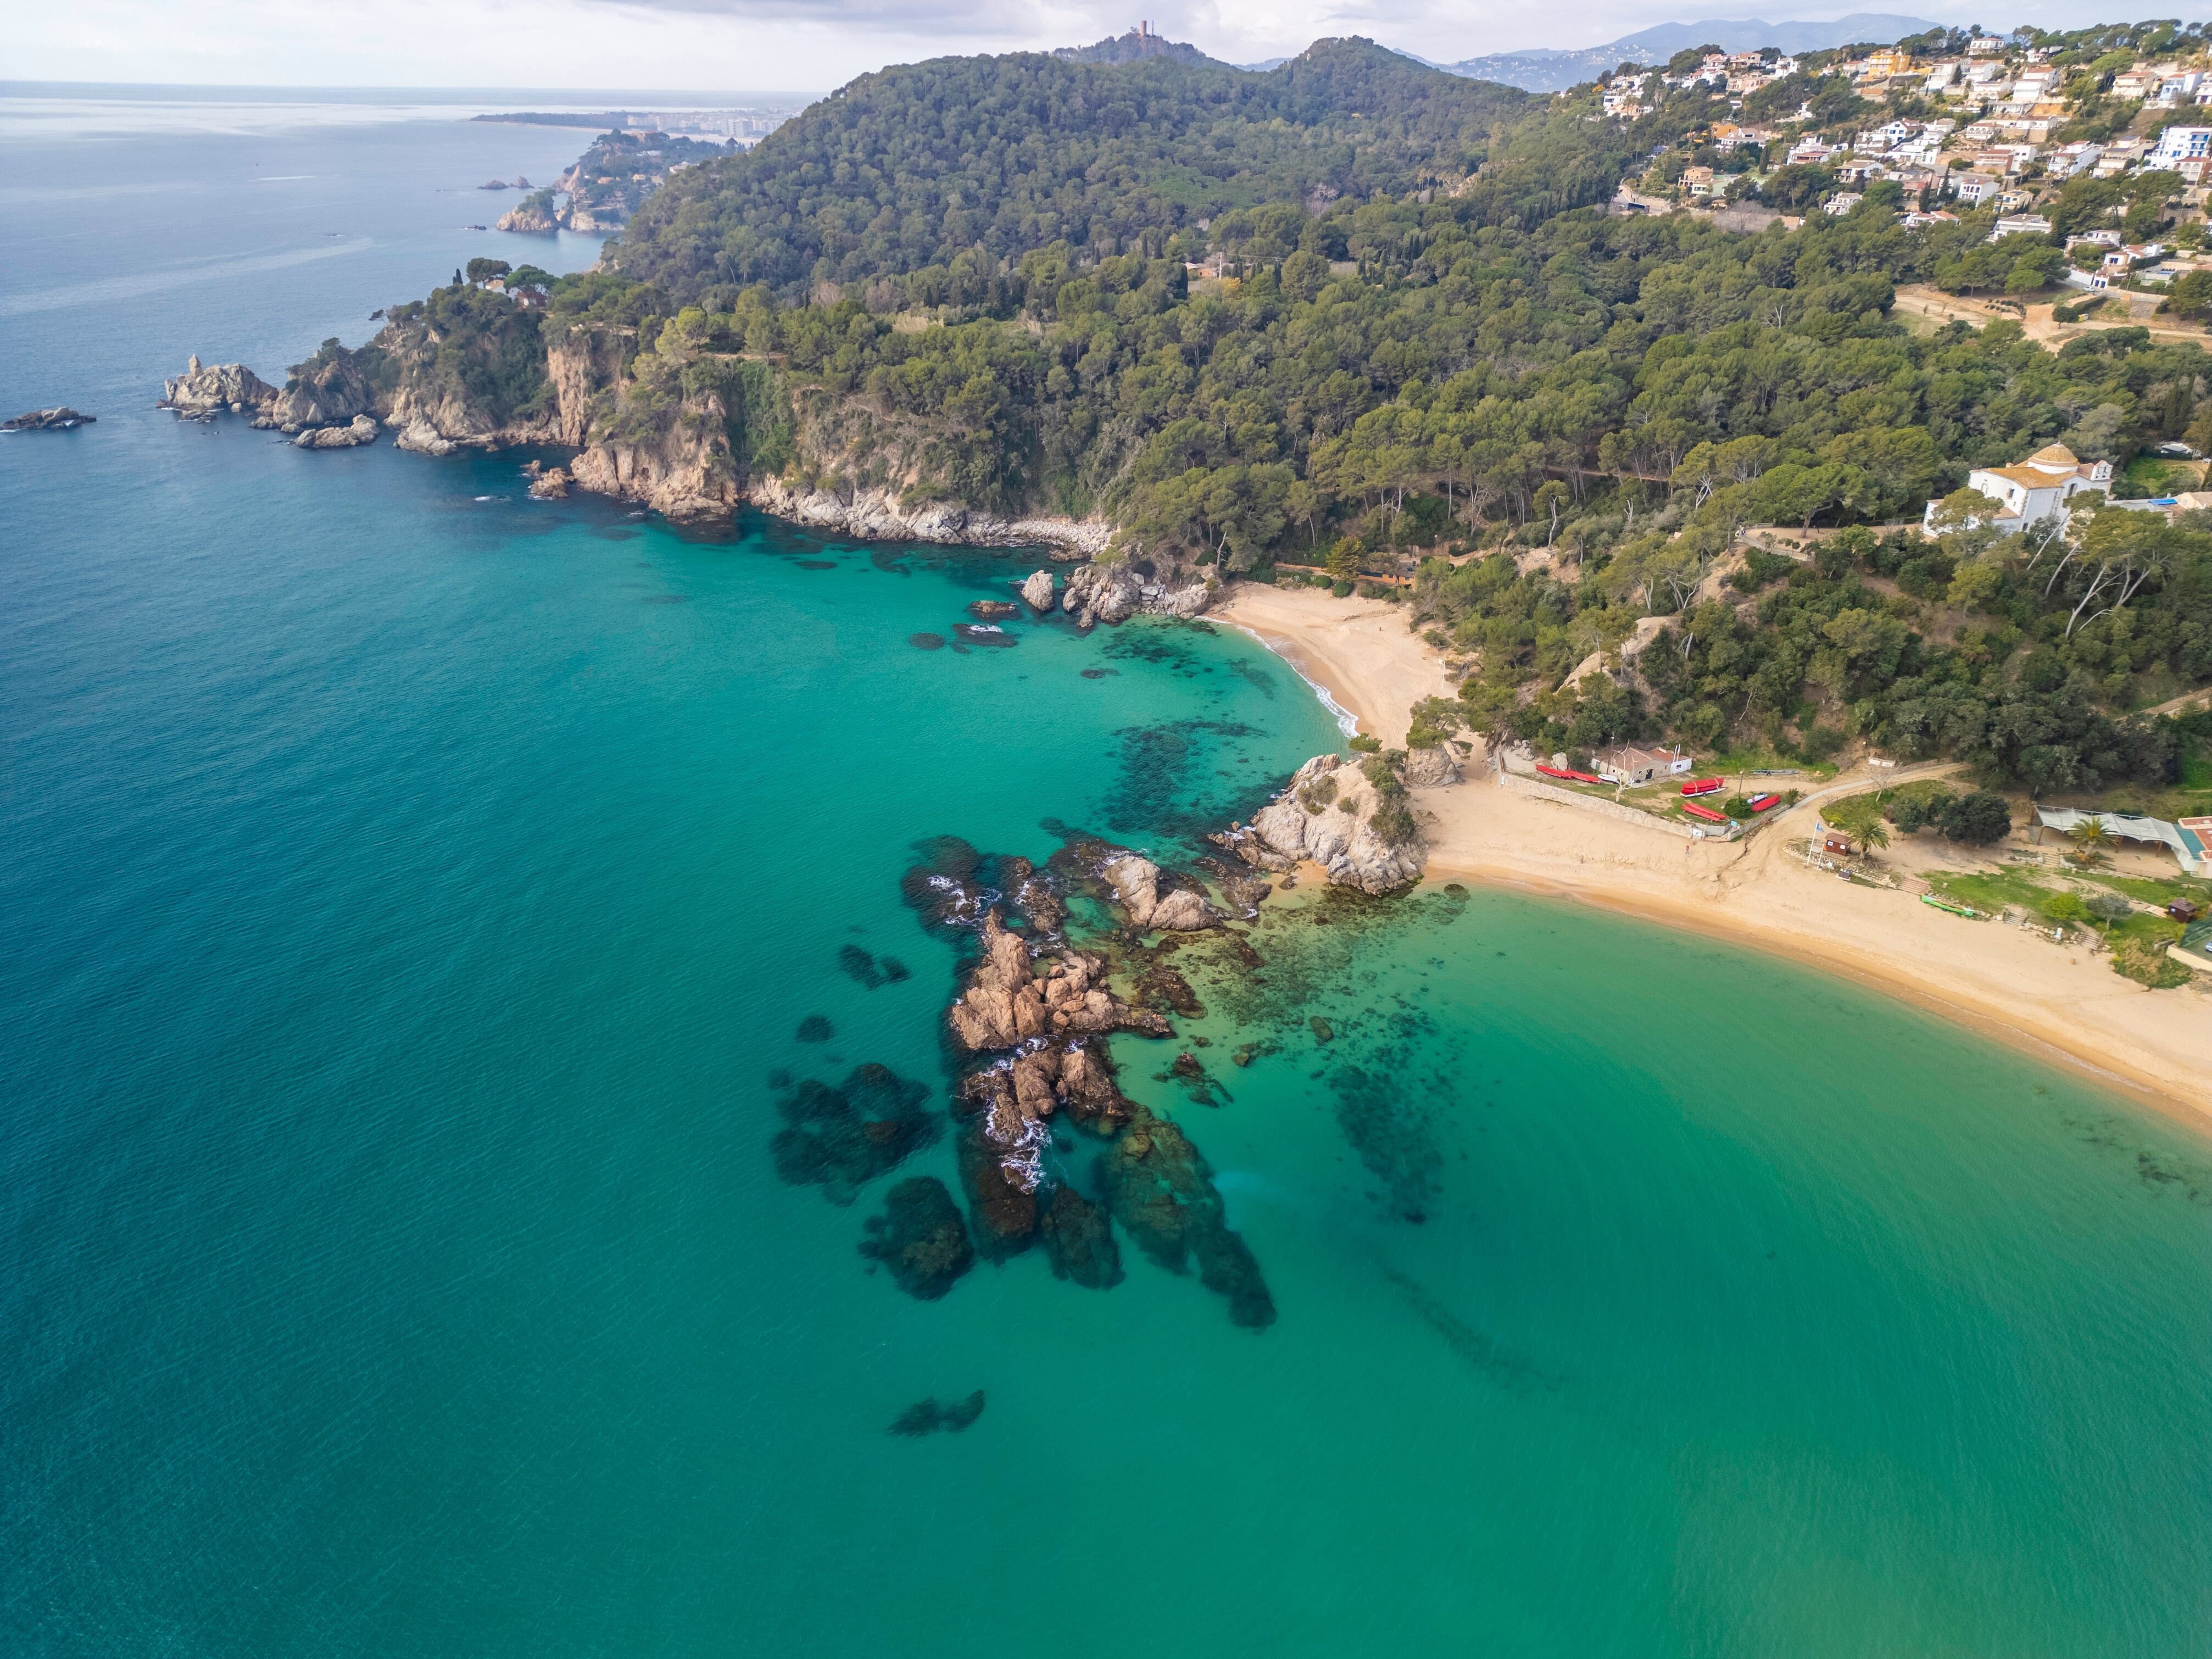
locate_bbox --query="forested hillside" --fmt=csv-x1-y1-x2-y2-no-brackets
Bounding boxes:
609,40,1550,299
365,34,2211,794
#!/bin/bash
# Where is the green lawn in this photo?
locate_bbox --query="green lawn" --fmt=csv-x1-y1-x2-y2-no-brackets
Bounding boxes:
1924,867,2058,917
2079,870,2212,909
1819,778,1955,839
2120,454,2206,498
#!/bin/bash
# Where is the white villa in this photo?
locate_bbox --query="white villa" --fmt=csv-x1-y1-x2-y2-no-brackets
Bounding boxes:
1925,443,2112,533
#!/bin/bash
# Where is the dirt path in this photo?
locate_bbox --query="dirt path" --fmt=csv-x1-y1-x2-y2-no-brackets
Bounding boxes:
1893,284,2212,351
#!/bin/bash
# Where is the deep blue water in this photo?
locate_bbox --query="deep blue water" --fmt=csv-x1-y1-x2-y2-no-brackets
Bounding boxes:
4,94,2209,1658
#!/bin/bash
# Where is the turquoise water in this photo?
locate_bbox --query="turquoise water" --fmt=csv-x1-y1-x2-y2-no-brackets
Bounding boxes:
4,99,2210,1657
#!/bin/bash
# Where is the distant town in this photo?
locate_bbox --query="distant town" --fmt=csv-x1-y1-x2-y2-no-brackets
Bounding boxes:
1599,20,2212,298
472,105,803,146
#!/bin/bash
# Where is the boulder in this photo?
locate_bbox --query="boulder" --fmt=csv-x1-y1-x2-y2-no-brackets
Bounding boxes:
293,414,379,449
1100,852,1221,932
1247,753,1426,894
527,465,572,498
1063,560,1143,628
1020,569,1056,613
1402,745,1462,788
395,421,461,458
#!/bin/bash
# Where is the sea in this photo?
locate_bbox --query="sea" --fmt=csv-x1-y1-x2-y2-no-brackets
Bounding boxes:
3,88,2208,1658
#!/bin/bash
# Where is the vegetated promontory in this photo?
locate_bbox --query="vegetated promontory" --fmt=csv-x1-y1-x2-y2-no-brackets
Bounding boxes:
169,29,2212,793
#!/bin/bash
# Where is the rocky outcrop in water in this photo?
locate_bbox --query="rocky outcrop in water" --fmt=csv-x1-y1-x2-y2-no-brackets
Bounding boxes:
1101,852,1221,932
160,357,277,417
293,415,379,449
3,407,95,431
1021,569,1056,613
1061,560,1212,628
527,464,571,497
948,912,1172,1051
494,192,561,233
1231,753,1427,894
396,421,461,458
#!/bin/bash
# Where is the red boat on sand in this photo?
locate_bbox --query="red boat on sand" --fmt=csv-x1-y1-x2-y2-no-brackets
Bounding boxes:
1747,793,1780,812
1535,763,1606,784
1680,777,1724,797
1682,800,1730,824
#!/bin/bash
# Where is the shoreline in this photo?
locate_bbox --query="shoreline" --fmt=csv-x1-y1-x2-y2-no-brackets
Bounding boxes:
1213,582,2212,1135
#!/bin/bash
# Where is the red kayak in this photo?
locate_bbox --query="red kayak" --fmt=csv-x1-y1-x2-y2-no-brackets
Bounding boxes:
1681,777,1724,797
1535,763,1606,784
1748,793,1780,812
1682,800,1730,824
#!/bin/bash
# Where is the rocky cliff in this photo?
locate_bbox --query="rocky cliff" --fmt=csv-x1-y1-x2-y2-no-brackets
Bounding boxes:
154,302,1210,611
745,476,1110,555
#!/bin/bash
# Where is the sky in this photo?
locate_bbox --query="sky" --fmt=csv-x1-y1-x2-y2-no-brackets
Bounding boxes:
12,0,2209,94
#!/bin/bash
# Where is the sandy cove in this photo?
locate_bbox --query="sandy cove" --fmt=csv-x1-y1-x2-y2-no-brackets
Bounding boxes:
1214,583,2212,1129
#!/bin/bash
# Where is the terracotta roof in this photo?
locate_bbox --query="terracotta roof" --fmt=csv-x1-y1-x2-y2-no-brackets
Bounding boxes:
1980,465,2066,489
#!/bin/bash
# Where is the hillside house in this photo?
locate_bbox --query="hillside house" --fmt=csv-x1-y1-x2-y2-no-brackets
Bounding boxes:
1926,443,2112,533
2150,125,2212,164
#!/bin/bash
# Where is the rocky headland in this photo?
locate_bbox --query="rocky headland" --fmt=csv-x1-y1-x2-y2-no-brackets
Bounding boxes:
155,315,1219,621
1216,752,1428,895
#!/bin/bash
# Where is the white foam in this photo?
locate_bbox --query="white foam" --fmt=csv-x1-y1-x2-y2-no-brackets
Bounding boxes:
1225,623,1359,738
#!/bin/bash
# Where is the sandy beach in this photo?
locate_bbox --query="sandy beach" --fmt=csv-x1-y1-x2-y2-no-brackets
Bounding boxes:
1215,583,2212,1128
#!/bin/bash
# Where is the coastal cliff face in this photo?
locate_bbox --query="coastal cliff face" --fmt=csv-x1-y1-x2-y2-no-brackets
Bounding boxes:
271,344,373,430
155,298,1210,615
744,476,1110,556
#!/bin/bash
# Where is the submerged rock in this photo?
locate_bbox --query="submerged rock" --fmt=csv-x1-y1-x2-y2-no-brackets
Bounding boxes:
2,407,95,431
1100,1106,1275,1329
888,1389,986,1434
770,1062,939,1205
861,1178,977,1300
1041,1183,1123,1288
966,599,1019,621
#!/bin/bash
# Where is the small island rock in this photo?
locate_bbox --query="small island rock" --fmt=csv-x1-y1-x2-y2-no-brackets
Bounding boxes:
160,357,277,417
3,407,96,431
1020,569,1056,613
